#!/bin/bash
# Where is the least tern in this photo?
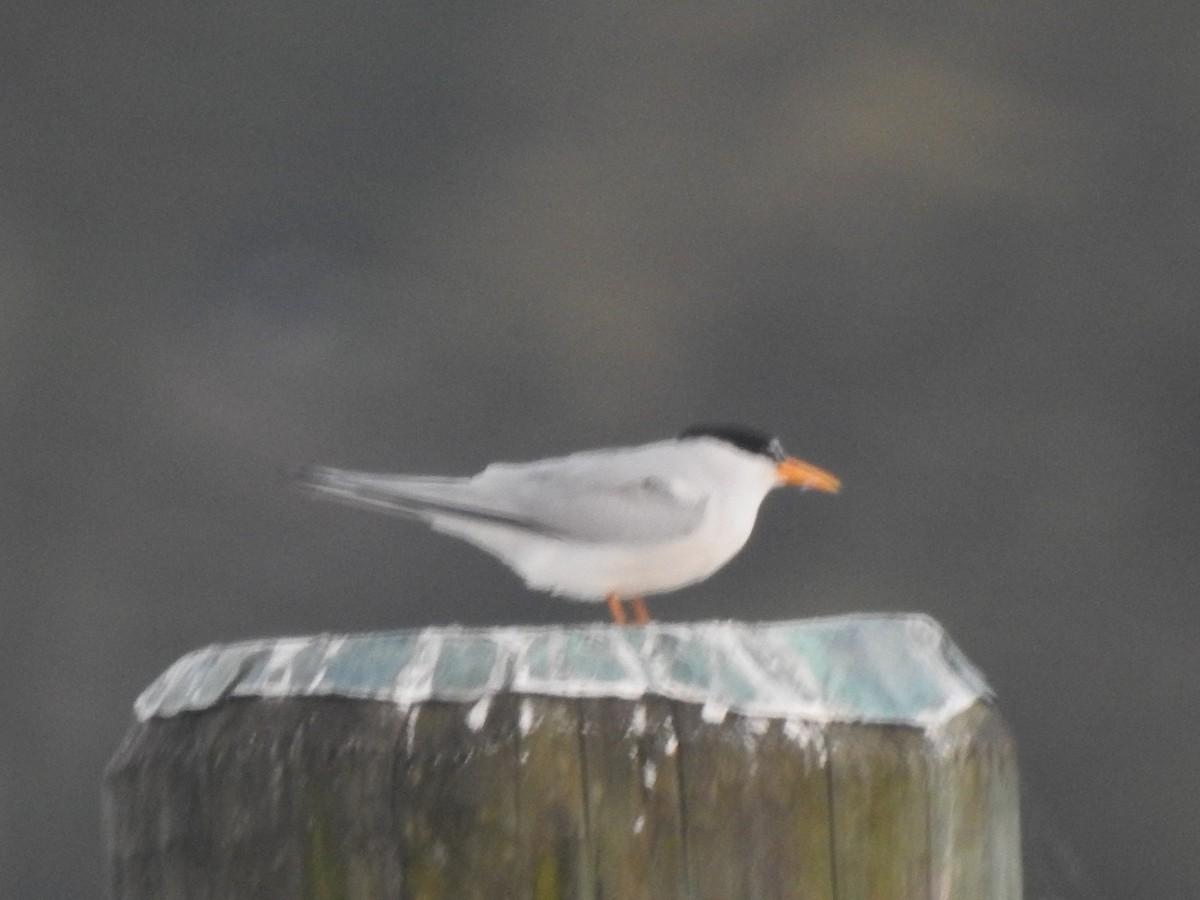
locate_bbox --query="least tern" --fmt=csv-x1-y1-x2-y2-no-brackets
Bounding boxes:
297,425,840,623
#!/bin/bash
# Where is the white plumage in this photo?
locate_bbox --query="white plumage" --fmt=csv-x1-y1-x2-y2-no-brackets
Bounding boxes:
297,426,839,621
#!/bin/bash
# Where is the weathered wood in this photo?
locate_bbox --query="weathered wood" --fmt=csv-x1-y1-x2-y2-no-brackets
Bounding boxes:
928,701,1022,900
396,698,520,899
577,697,686,899
104,616,1022,899
827,721,931,899
105,697,409,899
514,696,592,899
673,705,835,900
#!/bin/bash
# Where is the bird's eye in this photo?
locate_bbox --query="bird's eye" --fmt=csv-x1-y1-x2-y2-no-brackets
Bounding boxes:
768,438,786,462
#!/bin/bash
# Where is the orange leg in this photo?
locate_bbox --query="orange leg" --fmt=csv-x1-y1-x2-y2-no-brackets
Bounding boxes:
606,592,628,624
630,596,651,624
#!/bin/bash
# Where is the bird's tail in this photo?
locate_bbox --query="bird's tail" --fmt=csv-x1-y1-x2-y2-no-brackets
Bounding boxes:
292,465,476,521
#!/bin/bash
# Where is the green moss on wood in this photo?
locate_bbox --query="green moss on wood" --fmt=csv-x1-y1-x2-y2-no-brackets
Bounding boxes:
533,851,561,899
304,792,348,900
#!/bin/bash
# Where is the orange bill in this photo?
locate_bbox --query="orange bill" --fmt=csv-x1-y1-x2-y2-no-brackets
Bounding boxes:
776,456,841,493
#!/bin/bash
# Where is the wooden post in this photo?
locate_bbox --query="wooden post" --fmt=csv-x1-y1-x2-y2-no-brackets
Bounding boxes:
104,615,1022,899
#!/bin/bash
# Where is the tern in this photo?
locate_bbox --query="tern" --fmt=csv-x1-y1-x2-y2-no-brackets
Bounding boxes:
296,425,840,623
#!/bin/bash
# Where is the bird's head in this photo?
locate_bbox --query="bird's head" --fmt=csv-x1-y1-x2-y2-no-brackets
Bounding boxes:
678,424,841,493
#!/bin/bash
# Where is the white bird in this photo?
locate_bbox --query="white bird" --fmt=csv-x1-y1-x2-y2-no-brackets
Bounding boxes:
296,425,840,623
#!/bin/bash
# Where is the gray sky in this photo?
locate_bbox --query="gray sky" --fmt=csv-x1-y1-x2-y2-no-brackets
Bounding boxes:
6,1,1199,896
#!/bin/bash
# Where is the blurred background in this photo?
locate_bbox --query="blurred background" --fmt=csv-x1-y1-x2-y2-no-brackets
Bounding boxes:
5,1,1198,896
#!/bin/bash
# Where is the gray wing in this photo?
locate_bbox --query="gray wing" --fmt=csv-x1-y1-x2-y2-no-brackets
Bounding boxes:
295,456,707,544
470,460,708,543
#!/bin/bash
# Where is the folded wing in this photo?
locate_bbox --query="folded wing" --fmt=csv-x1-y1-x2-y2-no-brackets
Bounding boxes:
295,457,707,545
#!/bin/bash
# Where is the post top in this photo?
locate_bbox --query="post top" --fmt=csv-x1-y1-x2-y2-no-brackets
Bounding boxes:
134,614,991,729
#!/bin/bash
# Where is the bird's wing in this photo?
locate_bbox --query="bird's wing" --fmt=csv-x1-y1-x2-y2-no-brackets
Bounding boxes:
297,453,707,545
471,458,708,543
462,443,714,543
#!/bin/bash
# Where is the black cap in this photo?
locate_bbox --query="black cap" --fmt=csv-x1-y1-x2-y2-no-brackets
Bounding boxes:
678,424,785,461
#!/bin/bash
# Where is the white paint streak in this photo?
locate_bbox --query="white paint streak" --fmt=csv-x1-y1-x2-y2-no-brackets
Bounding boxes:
466,696,492,731
628,703,647,736
701,700,728,724
405,705,420,754
519,699,536,736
